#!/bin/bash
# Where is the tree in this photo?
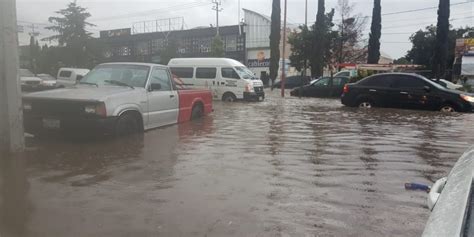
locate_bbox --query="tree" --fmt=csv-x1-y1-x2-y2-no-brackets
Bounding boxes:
288,26,312,72
44,1,95,67
288,7,336,76
210,35,225,57
311,0,326,77
310,0,337,77
432,0,450,79
29,36,40,74
334,0,367,65
406,26,474,77
367,0,381,64
269,0,281,85
393,57,410,64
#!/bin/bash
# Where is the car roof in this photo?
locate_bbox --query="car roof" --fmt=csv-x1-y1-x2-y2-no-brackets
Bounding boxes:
168,58,244,67
99,62,166,67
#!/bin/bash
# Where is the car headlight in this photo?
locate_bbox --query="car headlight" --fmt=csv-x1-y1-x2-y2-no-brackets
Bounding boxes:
84,103,107,117
461,94,474,103
23,102,32,110
245,83,254,92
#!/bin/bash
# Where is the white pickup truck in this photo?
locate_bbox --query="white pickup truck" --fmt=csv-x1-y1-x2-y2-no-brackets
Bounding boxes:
23,62,213,137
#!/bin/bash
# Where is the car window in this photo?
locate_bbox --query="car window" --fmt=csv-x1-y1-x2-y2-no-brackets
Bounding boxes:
196,68,216,79
80,64,150,88
149,67,172,91
358,75,393,87
59,70,72,78
392,76,427,88
170,67,194,78
221,68,240,79
313,77,330,87
332,77,347,87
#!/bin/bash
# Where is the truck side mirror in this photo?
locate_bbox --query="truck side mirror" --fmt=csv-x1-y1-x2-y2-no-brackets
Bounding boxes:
76,75,83,81
424,86,431,92
150,83,162,91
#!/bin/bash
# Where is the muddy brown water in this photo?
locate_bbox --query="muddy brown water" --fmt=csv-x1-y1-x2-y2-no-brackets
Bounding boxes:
2,90,474,237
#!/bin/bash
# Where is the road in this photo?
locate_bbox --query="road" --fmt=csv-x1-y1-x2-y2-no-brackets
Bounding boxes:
1,90,474,237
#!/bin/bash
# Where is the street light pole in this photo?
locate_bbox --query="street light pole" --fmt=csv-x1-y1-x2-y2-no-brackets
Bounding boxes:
0,0,25,153
280,0,287,97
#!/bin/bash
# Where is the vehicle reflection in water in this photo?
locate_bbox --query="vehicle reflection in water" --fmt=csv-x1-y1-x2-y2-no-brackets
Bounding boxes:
2,90,474,237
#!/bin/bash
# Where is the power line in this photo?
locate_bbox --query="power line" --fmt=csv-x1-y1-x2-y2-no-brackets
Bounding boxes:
92,2,211,21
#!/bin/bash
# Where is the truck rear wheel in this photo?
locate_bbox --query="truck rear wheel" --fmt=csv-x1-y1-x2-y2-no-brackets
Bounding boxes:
115,113,139,136
191,103,204,120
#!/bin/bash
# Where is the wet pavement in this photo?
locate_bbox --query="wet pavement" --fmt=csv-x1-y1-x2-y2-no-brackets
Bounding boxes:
2,90,474,237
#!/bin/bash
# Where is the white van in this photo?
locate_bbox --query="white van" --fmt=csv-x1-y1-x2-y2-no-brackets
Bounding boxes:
168,58,265,102
56,68,90,88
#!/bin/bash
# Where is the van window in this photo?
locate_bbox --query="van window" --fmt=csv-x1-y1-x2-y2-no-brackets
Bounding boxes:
196,68,216,79
59,70,72,78
170,67,194,78
221,68,240,79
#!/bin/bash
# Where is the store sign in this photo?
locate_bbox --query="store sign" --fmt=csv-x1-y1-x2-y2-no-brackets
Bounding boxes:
100,28,131,38
247,59,270,68
465,38,474,46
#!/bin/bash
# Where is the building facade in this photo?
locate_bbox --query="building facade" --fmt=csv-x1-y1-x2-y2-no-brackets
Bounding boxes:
99,25,246,64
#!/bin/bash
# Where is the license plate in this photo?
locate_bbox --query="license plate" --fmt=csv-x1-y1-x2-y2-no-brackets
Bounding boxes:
42,118,60,129
259,96,264,101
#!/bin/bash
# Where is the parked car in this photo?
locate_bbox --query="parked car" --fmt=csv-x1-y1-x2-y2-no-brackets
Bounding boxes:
272,76,311,89
422,146,474,237
290,76,349,98
341,73,474,112
23,63,213,137
19,69,57,92
168,58,264,102
37,74,57,88
56,67,90,88
430,78,463,90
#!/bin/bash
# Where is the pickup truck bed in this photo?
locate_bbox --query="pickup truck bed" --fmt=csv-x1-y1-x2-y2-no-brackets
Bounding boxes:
177,89,213,123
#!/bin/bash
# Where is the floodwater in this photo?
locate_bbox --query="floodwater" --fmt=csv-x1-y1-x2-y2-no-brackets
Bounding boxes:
2,90,474,237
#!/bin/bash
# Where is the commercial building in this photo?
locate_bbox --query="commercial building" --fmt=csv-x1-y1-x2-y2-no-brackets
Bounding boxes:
99,24,245,64
243,8,293,80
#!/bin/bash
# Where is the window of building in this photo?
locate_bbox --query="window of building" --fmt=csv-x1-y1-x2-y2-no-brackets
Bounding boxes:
117,46,131,56
135,41,150,56
225,35,237,52
170,67,194,78
196,68,216,79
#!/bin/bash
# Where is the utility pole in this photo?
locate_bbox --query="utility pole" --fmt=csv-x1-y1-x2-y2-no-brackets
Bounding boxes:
303,0,308,76
280,0,287,97
212,0,223,36
0,0,25,153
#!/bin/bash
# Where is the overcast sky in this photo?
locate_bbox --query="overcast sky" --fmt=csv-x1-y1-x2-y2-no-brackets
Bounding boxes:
16,0,474,59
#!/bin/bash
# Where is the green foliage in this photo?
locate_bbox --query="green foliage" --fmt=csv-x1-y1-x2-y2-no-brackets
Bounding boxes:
432,0,450,78
210,35,225,57
288,26,312,72
269,0,281,81
406,26,474,76
29,36,40,74
309,0,337,77
43,1,95,68
393,57,411,64
367,0,381,64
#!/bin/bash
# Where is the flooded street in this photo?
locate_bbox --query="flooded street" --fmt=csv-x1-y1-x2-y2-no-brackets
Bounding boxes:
2,90,474,237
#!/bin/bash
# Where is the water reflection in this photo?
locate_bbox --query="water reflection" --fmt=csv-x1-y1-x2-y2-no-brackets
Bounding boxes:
1,92,473,236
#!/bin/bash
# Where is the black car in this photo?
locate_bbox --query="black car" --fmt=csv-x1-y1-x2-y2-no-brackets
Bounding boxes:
290,76,349,98
272,76,311,89
341,73,474,112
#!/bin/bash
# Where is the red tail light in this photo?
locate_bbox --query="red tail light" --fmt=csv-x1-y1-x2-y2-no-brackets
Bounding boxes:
96,103,107,118
343,84,349,93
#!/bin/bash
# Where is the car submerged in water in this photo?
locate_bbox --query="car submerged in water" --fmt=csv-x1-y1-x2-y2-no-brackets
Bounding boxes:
22,63,213,137
341,73,474,113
